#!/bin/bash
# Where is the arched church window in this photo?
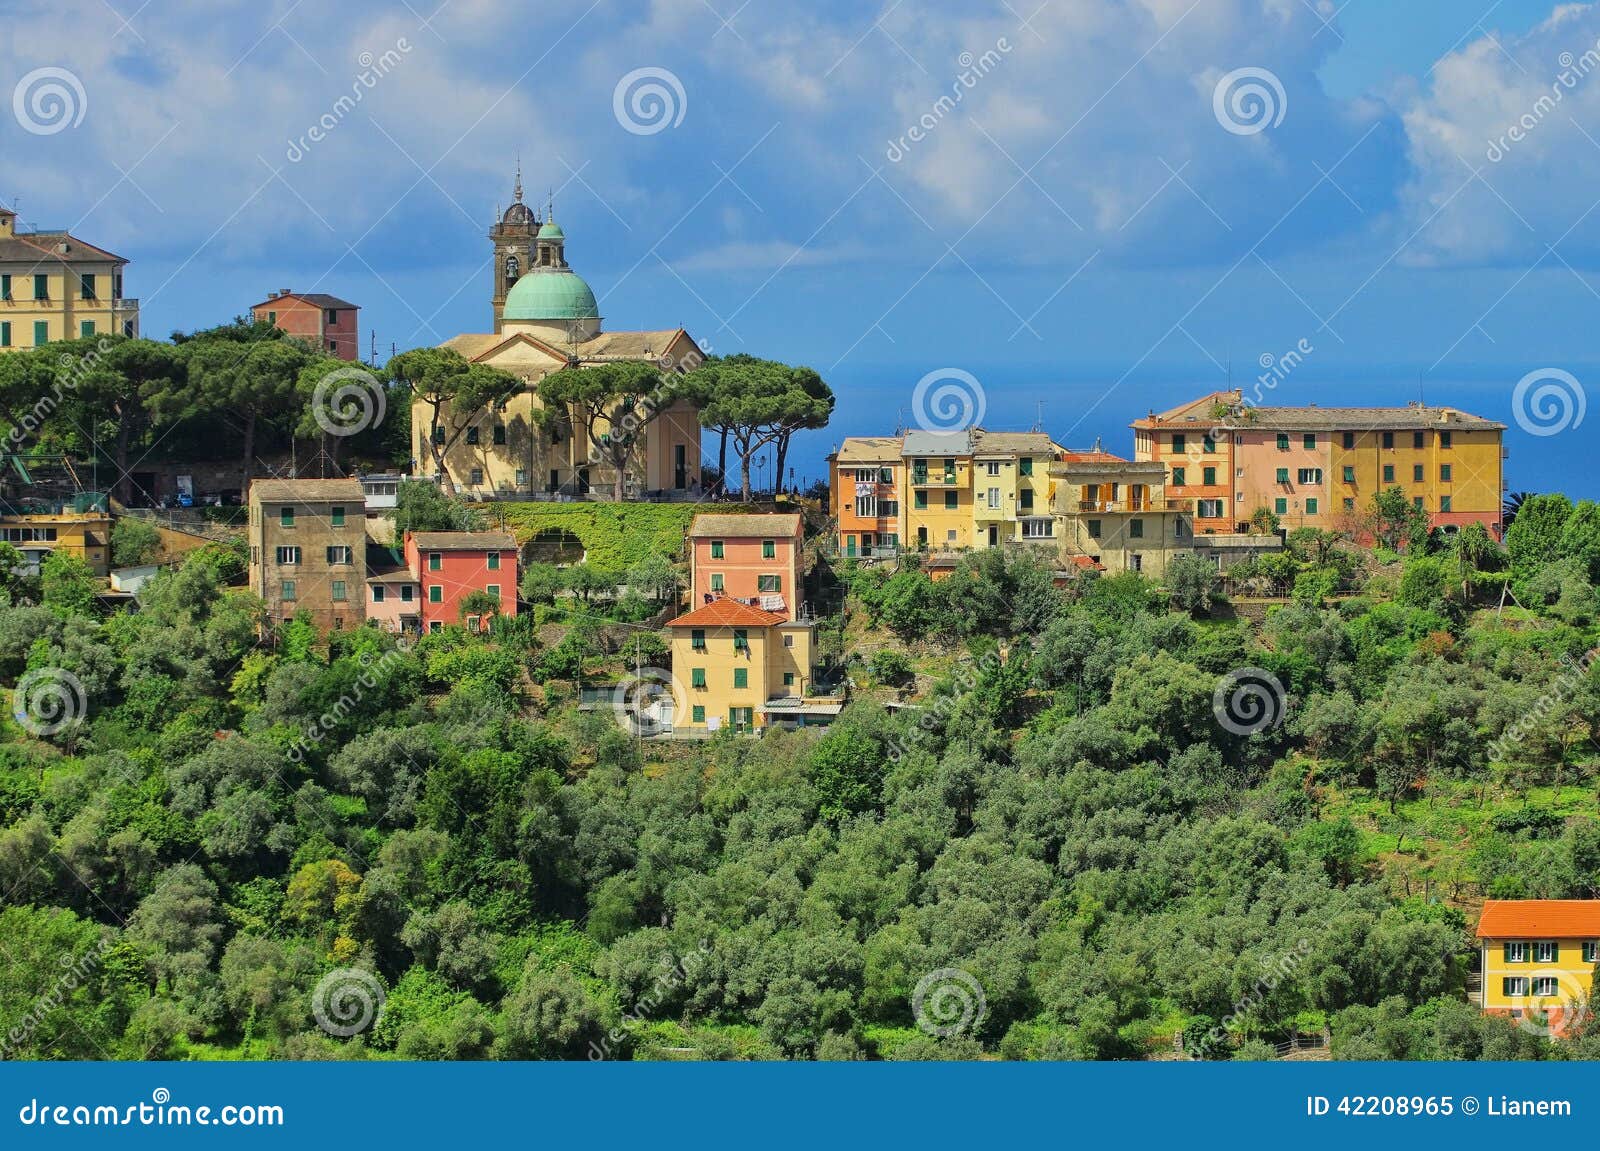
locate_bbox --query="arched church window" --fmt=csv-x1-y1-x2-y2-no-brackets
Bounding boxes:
505,254,520,283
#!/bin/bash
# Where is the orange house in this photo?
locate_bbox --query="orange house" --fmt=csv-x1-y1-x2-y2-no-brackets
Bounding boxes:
1132,393,1237,534
686,512,806,620
404,530,518,633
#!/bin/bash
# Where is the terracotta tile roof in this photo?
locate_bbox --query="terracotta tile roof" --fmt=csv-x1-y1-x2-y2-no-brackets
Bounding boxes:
249,478,366,503
409,531,516,551
1476,900,1600,938
667,599,787,628
687,512,801,538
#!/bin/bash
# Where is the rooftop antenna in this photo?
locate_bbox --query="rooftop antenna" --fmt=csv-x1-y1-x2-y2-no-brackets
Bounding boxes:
895,407,906,435
1031,399,1044,433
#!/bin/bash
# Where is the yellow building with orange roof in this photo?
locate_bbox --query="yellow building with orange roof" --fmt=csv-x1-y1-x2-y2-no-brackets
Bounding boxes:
1476,899,1600,1035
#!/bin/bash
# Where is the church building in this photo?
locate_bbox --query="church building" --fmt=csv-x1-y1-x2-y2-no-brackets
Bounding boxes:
413,170,705,500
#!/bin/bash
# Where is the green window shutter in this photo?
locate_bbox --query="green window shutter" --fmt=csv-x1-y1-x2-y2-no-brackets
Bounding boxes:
691,668,706,688
711,541,724,558
734,668,748,689
762,540,775,558
1503,977,1513,996
1019,457,1032,476
1274,498,1287,514
1550,942,1559,962
1275,468,1288,483
1202,467,1216,485
1276,434,1289,450
914,491,926,509
692,705,705,723
1171,467,1185,486
1305,498,1318,515
1172,434,1185,452
944,491,957,509
1504,943,1514,963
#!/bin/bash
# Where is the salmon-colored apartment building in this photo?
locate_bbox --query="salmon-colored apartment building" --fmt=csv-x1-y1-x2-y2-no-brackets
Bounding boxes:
686,513,806,620
1134,390,1506,538
404,530,518,633
251,289,361,361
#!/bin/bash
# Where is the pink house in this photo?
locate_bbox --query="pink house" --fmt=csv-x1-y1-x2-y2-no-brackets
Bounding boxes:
1235,427,1330,530
686,513,806,620
404,531,519,633
364,545,422,633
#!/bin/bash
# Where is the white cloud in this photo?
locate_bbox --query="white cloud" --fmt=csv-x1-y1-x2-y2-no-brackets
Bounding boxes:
1400,2,1600,265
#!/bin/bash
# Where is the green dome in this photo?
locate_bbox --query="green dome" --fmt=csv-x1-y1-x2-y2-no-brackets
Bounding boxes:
538,219,564,240
502,269,598,321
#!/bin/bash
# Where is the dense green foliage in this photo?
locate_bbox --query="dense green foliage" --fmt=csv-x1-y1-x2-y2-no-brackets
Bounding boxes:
5,509,1600,1062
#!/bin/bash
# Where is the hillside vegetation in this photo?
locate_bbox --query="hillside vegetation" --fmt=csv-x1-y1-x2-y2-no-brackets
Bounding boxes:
4,498,1600,1061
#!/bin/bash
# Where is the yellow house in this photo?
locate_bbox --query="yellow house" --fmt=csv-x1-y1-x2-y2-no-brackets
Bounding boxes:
666,598,828,733
903,430,975,552
1051,451,1194,579
416,201,703,500
0,207,138,350
1476,900,1600,1035
970,431,1062,549
0,496,112,576
1326,411,1505,538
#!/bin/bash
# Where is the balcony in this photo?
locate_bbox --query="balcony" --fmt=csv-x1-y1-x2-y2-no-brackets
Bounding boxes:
910,472,960,487
1074,497,1193,514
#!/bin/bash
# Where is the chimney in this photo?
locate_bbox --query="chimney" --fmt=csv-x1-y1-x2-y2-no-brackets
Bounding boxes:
280,288,292,297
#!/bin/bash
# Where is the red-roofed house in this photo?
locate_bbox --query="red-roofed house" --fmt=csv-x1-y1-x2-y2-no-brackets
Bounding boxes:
665,598,824,733
1475,900,1600,1034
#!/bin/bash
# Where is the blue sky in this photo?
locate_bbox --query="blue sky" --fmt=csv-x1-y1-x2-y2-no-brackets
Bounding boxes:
4,0,1599,492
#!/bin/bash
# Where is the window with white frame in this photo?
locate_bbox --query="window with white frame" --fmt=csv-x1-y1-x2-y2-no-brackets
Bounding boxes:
1533,977,1559,996
1021,518,1053,538
275,546,301,565
1506,942,1528,962
986,461,1001,476
1584,942,1597,963
1535,941,1557,963
1504,977,1529,996
987,488,1001,509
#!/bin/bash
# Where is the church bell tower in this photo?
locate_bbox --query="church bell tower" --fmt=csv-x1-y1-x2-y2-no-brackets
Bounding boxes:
489,163,539,333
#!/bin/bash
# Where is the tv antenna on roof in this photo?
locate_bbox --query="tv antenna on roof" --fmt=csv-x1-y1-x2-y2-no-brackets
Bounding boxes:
1030,399,1044,433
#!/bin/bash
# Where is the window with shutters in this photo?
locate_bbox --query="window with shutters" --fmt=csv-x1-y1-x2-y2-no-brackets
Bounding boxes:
1276,467,1289,484
1342,466,1355,483
763,540,776,558
691,629,706,651
758,574,781,592
276,546,300,565
1382,432,1394,449
733,629,748,651
733,668,748,689
1274,498,1288,514
1171,466,1185,486
1172,434,1186,452
1382,464,1395,483
1202,466,1216,486
429,585,442,603
710,574,724,592
711,540,724,558
1276,434,1289,451
1503,977,1529,997
1506,942,1528,963
1303,434,1316,450
691,668,706,688
326,545,353,565
1584,942,1597,963
692,705,705,723
1533,977,1559,996
1342,432,1354,449
1535,941,1557,963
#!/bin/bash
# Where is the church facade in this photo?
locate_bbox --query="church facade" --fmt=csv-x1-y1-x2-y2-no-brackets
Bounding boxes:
412,173,704,500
